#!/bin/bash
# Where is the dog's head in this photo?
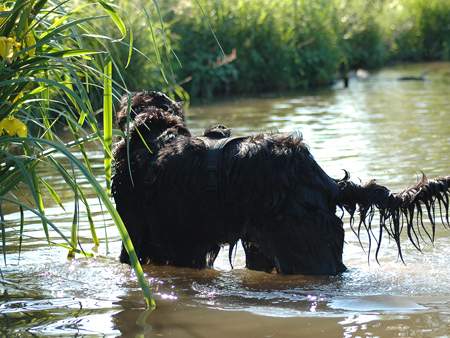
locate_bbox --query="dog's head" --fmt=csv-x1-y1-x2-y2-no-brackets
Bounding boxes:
130,109,190,147
116,91,184,131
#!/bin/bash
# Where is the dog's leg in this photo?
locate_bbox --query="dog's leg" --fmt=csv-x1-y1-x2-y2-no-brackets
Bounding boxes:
276,211,346,275
114,184,149,264
242,238,275,273
117,204,146,264
166,242,220,269
250,204,346,275
147,215,221,268
206,244,221,268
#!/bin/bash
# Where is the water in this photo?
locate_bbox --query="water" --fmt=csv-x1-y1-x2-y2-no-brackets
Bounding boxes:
1,62,449,337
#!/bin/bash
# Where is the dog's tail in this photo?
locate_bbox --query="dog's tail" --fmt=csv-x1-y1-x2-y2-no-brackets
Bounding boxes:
336,171,450,262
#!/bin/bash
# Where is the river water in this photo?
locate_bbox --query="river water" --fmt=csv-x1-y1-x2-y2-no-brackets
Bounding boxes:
1,63,449,337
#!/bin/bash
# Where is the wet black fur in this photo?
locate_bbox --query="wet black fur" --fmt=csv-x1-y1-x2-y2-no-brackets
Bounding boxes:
337,174,450,262
203,124,231,139
112,91,449,275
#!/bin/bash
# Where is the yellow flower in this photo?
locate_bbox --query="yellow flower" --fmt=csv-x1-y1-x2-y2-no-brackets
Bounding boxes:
0,36,21,63
0,116,28,137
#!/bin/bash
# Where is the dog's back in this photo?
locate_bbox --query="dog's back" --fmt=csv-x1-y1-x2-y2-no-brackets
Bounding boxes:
113,91,345,274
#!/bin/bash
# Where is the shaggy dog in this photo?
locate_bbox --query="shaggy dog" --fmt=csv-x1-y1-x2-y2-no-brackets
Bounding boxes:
112,91,450,275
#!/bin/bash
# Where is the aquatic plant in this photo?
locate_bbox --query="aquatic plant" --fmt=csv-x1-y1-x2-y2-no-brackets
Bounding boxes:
0,0,155,309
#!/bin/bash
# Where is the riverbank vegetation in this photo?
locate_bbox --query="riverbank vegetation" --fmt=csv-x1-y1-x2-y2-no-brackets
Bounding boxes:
113,0,450,99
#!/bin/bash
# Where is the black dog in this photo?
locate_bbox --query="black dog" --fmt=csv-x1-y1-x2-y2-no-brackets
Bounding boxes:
112,91,450,275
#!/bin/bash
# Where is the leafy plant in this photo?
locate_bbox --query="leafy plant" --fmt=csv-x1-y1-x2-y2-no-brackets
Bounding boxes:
111,0,450,100
0,0,155,309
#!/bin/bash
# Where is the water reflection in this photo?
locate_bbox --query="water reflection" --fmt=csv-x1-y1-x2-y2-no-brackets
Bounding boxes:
1,62,449,336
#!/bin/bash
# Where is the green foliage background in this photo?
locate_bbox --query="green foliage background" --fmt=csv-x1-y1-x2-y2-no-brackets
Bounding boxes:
111,0,450,100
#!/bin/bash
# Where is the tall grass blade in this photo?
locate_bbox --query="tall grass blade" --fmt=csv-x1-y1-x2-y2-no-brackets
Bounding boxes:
18,206,24,263
0,203,5,265
143,7,168,84
29,165,49,242
40,178,65,210
68,168,79,259
103,59,113,196
96,0,127,39
193,0,225,57
125,27,133,68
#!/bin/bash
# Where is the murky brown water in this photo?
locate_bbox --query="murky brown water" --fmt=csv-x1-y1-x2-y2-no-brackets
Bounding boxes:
1,62,449,337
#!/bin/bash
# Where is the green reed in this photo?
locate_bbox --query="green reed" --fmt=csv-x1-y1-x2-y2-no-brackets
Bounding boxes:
0,0,155,309
103,59,113,196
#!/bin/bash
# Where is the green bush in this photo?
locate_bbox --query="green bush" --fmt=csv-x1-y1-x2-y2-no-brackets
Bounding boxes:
335,0,387,69
90,0,449,100
418,0,450,60
380,0,450,62
171,0,341,99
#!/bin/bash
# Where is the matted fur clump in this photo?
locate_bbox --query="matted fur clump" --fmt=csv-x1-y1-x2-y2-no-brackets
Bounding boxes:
112,91,449,275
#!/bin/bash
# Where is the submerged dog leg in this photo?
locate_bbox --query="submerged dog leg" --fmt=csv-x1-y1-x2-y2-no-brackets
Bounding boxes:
246,204,346,275
241,238,275,273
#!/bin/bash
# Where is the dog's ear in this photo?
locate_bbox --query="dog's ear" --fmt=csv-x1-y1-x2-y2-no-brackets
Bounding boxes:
129,109,189,148
116,91,185,132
